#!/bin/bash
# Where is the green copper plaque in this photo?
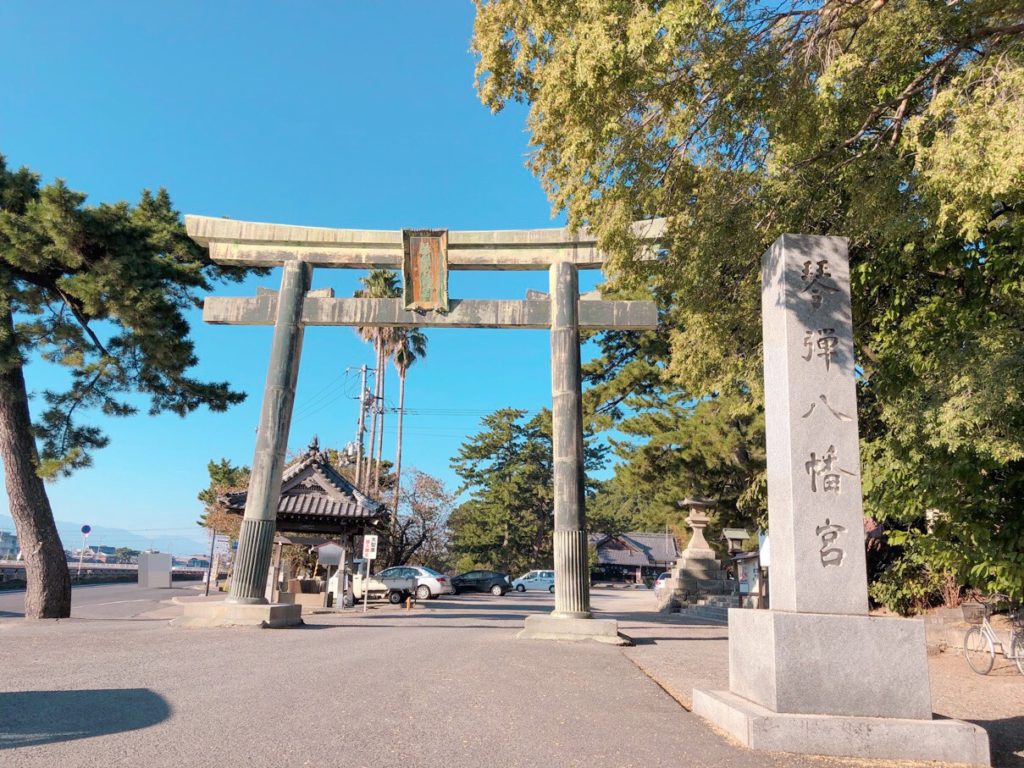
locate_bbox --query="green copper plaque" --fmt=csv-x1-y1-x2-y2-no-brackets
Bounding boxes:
401,229,449,312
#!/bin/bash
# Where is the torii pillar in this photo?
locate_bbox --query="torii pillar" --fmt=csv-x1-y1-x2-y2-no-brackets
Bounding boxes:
176,215,663,638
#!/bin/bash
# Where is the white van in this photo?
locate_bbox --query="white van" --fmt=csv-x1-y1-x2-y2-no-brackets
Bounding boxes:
512,569,555,593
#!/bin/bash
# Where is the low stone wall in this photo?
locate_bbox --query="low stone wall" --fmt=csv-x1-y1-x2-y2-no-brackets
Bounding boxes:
0,571,201,592
924,607,970,651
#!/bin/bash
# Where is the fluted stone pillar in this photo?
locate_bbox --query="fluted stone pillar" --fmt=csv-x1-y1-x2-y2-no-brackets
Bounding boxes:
549,260,591,619
228,259,312,604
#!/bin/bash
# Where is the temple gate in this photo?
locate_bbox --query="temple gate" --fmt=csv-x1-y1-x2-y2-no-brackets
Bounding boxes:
183,214,663,639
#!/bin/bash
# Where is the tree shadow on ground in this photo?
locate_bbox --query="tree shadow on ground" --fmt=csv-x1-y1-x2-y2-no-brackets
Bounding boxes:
0,689,170,749
630,635,729,645
964,715,1024,768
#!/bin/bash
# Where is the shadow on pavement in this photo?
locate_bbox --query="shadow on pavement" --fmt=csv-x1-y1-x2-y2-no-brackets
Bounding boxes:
0,688,171,749
966,714,1024,768
631,635,729,645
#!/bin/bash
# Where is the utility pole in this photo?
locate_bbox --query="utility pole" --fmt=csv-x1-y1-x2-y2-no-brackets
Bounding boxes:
353,364,368,487
204,527,218,597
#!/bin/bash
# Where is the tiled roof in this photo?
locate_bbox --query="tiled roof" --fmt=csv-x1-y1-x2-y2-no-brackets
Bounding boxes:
589,531,679,567
222,437,384,521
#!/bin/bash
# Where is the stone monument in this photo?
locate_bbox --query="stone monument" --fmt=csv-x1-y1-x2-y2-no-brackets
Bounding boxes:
692,235,989,765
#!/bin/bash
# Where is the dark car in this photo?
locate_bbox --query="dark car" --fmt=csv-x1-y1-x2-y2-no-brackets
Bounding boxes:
451,570,511,596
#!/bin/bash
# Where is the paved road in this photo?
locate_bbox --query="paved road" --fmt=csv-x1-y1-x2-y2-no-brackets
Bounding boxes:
1,589,874,768
4,588,1015,767
0,581,200,619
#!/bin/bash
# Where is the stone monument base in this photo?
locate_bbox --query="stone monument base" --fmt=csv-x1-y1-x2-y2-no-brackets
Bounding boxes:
694,609,990,766
172,601,303,629
693,689,989,766
728,608,932,718
517,614,631,645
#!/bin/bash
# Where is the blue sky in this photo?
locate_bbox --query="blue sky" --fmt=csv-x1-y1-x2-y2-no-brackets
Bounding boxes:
0,2,613,553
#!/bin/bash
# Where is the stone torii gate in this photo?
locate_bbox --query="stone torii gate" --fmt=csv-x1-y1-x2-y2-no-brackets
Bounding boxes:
182,215,662,638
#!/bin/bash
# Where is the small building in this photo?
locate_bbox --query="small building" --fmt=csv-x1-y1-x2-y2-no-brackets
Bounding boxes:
0,531,19,560
220,437,387,604
589,531,680,584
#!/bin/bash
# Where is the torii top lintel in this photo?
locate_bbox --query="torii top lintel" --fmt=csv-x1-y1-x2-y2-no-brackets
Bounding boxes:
185,215,667,271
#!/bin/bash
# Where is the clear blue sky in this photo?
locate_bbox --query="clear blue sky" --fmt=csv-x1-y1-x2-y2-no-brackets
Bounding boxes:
0,2,612,553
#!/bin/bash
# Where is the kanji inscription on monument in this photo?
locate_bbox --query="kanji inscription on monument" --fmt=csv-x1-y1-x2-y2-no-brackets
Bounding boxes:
761,234,868,615
402,229,449,312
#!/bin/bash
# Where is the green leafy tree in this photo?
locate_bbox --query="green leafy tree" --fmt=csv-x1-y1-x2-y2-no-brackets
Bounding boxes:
113,547,140,565
0,156,251,618
473,1,1024,602
196,458,250,541
450,408,606,574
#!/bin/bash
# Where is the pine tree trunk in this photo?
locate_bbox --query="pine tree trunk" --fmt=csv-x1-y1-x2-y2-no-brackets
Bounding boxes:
0,305,71,618
392,368,406,526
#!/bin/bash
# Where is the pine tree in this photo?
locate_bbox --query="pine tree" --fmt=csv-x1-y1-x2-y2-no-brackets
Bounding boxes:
0,157,252,617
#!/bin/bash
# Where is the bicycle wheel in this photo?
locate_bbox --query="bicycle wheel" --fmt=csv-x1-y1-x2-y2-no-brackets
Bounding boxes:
964,626,994,675
1011,633,1024,676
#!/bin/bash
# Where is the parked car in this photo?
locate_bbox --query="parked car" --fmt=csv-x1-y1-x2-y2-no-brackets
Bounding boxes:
352,571,416,604
452,570,511,596
511,569,555,593
653,572,672,592
375,565,453,599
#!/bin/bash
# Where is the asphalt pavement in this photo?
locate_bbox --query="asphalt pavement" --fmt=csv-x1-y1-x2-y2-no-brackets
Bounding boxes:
0,581,199,619
0,586,851,768
2,586,1016,767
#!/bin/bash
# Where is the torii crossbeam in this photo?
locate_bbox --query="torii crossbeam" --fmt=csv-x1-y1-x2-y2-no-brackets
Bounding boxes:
188,214,663,637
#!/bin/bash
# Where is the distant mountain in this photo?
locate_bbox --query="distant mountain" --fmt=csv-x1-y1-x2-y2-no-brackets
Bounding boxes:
0,514,208,557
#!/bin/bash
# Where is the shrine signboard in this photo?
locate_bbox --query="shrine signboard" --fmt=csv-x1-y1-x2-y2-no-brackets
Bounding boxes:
402,229,448,312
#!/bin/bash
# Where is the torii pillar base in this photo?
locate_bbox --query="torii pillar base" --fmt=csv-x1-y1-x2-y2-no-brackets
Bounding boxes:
172,601,303,629
517,614,631,646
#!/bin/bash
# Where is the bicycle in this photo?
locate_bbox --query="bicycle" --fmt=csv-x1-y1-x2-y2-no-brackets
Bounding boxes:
962,595,1024,675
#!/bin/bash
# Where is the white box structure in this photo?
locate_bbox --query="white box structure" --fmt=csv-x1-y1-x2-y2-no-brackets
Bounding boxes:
138,552,172,589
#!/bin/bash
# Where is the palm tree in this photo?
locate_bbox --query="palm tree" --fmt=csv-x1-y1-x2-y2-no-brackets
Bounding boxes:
390,326,427,523
354,270,400,493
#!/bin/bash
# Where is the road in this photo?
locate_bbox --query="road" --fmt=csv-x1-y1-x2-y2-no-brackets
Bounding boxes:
2,587,1018,767
0,587,851,768
0,581,200,619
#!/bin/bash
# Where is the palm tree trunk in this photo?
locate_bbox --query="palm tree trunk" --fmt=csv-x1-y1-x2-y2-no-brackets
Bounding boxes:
392,368,406,526
0,304,71,618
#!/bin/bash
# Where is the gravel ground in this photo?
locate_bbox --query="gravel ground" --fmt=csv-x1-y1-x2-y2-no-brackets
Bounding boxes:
599,590,1024,768
0,587,1020,768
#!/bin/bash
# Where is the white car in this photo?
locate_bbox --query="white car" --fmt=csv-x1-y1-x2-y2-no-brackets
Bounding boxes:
653,572,672,592
375,565,453,600
512,569,555,593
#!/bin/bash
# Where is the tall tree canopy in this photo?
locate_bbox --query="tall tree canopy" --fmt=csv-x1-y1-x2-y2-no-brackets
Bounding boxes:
450,408,607,574
0,156,251,617
473,0,1024,601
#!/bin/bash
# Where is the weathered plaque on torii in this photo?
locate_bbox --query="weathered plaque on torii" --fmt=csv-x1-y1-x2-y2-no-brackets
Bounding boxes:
186,214,663,639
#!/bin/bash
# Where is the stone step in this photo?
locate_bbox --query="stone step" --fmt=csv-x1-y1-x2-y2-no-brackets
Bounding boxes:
682,605,729,624
703,596,737,608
